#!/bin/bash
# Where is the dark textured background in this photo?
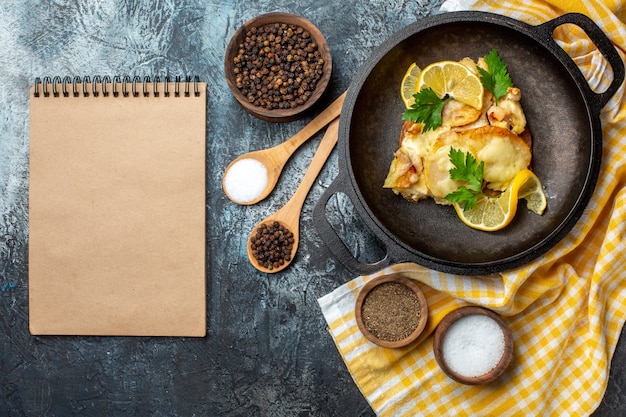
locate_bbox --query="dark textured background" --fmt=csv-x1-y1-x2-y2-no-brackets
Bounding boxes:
0,0,624,416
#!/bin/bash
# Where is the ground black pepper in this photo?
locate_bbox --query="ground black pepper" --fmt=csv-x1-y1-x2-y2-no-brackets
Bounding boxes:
250,221,294,270
232,22,325,110
361,282,421,342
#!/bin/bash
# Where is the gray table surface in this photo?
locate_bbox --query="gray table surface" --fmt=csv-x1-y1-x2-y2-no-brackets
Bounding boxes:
1,1,624,415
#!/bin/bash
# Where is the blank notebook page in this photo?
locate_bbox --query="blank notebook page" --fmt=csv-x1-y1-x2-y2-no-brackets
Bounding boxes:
28,79,207,336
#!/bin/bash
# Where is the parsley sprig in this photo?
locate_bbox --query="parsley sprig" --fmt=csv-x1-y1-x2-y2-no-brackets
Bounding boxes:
476,49,513,104
402,88,451,132
444,148,485,210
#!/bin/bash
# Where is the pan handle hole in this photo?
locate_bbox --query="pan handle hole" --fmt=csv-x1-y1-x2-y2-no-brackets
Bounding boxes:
552,23,612,94
325,192,386,264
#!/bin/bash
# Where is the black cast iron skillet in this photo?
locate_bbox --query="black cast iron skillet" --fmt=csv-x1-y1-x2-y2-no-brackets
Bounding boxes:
313,12,624,276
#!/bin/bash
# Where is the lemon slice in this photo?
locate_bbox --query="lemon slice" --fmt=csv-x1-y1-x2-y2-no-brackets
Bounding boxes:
400,63,421,108
453,188,517,232
453,169,546,231
416,60,484,110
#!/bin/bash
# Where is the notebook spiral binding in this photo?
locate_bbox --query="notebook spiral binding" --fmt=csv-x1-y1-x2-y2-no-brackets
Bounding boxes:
33,75,202,98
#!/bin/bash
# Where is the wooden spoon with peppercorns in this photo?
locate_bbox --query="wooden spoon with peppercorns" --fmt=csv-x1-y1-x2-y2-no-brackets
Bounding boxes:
247,118,340,273
223,91,345,205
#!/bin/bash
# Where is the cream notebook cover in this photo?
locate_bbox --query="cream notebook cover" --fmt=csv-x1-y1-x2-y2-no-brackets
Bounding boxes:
29,76,206,336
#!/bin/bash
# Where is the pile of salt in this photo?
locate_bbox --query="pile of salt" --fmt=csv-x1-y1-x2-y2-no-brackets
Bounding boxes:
223,158,268,204
441,314,506,377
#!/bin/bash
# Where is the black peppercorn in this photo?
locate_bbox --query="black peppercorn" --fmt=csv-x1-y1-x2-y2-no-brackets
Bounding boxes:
233,22,324,111
250,221,294,270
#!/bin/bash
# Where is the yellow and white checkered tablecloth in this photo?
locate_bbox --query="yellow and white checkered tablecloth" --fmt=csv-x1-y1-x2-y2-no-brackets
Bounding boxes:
318,0,626,415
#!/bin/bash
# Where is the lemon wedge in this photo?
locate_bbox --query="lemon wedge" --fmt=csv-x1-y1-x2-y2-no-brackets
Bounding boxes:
453,169,546,231
517,170,547,215
400,63,421,108
416,60,484,110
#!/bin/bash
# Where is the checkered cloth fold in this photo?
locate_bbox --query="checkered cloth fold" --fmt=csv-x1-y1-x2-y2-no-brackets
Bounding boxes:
318,1,626,415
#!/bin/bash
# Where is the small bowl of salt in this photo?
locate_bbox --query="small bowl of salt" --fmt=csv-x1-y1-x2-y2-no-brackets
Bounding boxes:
433,306,513,385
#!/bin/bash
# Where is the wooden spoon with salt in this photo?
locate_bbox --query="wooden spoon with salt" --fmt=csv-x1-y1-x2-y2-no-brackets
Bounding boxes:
247,118,340,273
223,91,346,205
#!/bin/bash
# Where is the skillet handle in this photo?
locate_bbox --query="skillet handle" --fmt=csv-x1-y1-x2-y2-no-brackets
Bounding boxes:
312,169,391,276
537,12,625,111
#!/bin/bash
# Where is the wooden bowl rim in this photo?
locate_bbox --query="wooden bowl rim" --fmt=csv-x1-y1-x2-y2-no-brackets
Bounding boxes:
433,306,514,385
224,12,333,122
355,274,429,349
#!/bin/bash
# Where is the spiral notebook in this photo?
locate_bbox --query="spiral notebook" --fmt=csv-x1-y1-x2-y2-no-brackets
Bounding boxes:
29,76,207,336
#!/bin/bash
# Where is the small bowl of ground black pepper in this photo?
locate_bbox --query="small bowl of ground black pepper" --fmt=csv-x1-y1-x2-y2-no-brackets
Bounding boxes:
224,12,332,122
355,274,428,349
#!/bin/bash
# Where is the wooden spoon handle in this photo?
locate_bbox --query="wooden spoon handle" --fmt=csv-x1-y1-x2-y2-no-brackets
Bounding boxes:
274,91,346,158
277,118,340,227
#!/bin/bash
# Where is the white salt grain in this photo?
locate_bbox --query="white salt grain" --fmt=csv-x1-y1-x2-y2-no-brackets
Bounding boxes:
223,158,268,204
442,314,505,377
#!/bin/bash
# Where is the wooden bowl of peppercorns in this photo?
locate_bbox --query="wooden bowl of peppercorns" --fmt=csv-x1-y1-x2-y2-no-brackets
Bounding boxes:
224,12,332,122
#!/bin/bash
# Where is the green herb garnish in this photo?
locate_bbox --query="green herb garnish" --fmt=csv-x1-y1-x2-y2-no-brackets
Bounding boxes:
477,49,513,105
402,88,451,132
444,147,485,210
